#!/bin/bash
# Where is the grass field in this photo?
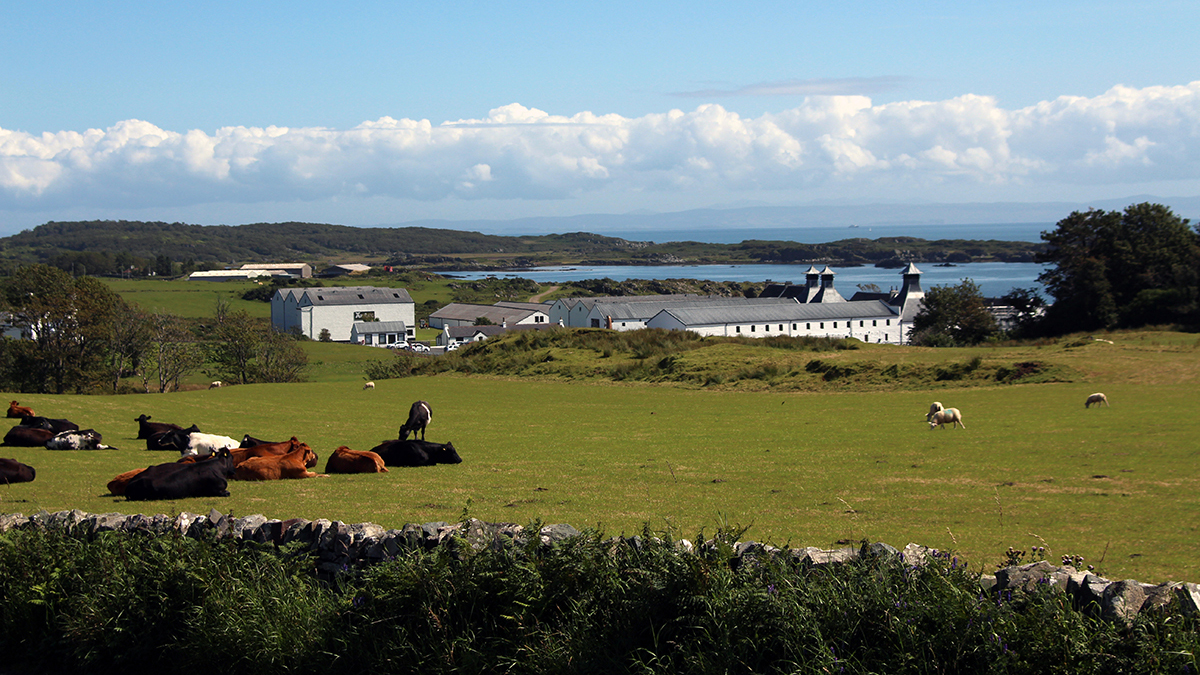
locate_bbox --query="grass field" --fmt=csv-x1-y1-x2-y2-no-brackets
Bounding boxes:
2,330,1198,585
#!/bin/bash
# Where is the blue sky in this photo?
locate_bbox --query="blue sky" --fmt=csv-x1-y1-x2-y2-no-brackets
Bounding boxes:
2,1,1199,234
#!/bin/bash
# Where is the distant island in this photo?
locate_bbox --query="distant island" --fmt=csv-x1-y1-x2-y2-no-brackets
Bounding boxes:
0,220,1045,276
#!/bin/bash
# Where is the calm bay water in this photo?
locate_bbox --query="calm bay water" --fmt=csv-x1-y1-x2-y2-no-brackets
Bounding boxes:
445,261,1048,299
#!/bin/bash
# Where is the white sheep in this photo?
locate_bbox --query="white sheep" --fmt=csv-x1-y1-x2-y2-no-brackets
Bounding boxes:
208,381,223,389
1085,392,1109,408
926,401,945,422
929,408,965,430
363,381,375,390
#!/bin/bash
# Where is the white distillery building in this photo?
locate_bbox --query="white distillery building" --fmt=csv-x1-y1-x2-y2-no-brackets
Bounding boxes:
645,300,903,342
271,286,415,342
582,296,799,331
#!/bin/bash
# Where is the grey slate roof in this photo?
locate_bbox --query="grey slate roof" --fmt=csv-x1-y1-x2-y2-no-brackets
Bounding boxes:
589,297,797,321
300,286,413,306
655,300,898,326
352,321,408,334
431,303,541,324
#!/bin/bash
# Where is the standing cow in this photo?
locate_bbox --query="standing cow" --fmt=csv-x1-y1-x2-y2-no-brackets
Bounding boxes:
399,400,432,441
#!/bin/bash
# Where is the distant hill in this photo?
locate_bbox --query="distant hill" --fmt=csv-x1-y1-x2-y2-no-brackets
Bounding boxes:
0,219,1048,275
0,220,645,266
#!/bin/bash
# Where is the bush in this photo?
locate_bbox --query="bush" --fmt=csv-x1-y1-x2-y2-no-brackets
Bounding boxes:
2,525,1197,674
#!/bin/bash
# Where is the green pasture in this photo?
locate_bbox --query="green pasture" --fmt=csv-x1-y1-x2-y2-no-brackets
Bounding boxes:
2,337,1197,585
99,274,465,320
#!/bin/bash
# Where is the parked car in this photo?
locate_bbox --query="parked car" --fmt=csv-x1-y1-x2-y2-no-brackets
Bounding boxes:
445,342,459,352
409,342,430,353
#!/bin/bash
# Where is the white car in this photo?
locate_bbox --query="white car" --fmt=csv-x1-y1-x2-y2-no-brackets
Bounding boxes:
409,342,430,353
445,342,460,352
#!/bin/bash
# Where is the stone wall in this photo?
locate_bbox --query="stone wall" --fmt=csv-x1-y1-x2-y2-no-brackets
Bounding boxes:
3,508,1198,626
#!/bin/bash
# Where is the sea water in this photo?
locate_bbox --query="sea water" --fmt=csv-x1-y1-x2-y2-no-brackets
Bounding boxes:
441,222,1052,297
444,261,1048,299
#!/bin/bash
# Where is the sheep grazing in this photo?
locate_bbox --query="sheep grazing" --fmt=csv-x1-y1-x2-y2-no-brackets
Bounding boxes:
929,408,965,430
1085,392,1109,408
926,401,945,422
363,381,375,390
209,381,223,390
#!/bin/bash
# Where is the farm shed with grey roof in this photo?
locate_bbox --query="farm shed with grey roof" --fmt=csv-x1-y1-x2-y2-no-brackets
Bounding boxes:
647,300,904,343
428,302,549,329
350,320,412,346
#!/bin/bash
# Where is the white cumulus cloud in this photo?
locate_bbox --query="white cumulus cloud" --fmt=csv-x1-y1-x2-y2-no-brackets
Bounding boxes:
2,81,1200,213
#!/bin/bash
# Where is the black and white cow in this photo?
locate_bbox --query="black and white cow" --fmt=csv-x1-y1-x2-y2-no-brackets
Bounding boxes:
369,439,462,467
19,416,80,434
399,400,432,441
44,429,116,451
124,449,236,501
146,425,200,451
0,458,35,483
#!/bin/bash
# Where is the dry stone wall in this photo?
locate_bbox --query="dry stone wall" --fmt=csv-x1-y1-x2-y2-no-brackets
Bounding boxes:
3,509,1198,626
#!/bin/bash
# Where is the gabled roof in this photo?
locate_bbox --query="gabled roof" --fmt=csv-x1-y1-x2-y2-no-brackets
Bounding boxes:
655,300,898,326
587,297,797,321
431,303,542,324
446,324,508,339
297,286,413,306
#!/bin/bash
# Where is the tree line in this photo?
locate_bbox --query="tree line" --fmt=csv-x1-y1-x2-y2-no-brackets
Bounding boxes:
0,265,308,394
911,202,1200,346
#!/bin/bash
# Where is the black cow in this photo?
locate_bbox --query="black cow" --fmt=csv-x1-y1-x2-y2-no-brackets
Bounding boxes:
3,426,55,447
146,425,200,451
369,439,462,467
398,400,432,441
134,414,184,439
19,416,80,433
239,434,281,448
124,448,236,501
0,458,35,483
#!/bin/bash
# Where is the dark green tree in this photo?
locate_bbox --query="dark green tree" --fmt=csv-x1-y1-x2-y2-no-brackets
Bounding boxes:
2,265,124,393
910,279,998,347
208,311,261,385
254,330,308,383
997,287,1047,338
1037,203,1200,332
154,254,173,278
106,301,152,393
148,311,204,393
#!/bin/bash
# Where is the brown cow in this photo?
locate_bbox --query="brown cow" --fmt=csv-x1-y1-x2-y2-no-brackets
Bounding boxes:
324,446,388,474
7,401,35,418
229,437,317,467
233,445,324,481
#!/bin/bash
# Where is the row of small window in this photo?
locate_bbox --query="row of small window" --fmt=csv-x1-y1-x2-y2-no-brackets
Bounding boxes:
735,319,891,333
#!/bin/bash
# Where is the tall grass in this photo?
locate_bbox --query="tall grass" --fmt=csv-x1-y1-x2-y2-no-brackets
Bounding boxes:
2,525,1196,674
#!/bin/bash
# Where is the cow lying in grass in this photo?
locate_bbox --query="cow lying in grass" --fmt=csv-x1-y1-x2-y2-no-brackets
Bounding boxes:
0,458,35,484
123,449,236,501
7,401,34,418
324,446,388,474
370,439,462,467
233,444,324,480
45,429,116,450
